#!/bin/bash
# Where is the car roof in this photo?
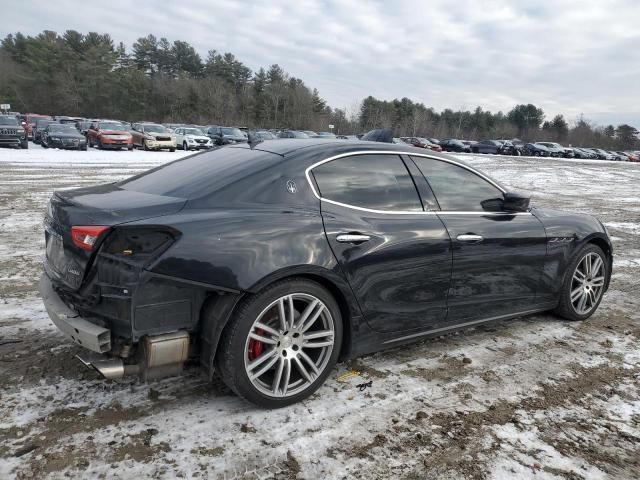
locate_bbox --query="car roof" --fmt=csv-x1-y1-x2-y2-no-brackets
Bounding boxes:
228,138,473,166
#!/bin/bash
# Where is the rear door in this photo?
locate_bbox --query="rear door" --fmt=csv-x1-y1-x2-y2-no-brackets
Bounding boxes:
311,152,452,334
409,156,548,323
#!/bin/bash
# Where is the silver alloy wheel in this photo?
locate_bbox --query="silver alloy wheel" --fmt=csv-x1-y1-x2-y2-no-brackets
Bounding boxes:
570,252,605,315
243,293,335,398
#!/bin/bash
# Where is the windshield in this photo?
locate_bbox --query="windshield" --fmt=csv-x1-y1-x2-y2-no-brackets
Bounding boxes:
0,116,19,126
221,127,243,136
183,128,204,135
141,124,170,134
48,124,78,133
98,122,124,130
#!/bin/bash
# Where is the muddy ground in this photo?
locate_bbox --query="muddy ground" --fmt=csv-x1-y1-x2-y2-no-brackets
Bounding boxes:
0,146,638,479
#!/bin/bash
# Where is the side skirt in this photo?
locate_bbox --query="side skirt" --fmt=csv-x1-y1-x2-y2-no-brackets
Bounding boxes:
382,304,557,346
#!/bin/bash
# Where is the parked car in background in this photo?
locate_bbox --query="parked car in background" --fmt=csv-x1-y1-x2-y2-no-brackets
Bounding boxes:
207,126,249,145
588,148,614,160
495,140,519,156
302,130,320,138
33,118,58,144
439,139,471,153
278,130,310,139
41,123,87,150
76,120,96,136
620,151,639,162
87,121,134,150
606,151,627,161
131,123,176,151
400,137,443,152
174,127,213,150
317,132,336,138
522,143,551,157
253,130,278,140
537,142,565,157
0,114,28,149
571,148,594,159
472,140,512,155
23,113,51,140
461,140,477,150
562,147,575,158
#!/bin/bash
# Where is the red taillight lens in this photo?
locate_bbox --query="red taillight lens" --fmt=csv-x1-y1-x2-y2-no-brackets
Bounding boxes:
71,226,109,251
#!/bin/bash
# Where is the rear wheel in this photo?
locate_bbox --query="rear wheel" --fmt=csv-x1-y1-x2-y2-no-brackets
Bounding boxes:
554,245,608,321
183,142,188,151
143,140,149,151
216,279,342,408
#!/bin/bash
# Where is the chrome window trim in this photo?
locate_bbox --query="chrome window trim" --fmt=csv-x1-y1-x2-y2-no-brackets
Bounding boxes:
305,150,532,216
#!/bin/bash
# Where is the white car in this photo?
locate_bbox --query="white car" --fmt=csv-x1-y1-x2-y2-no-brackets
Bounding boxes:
174,127,213,151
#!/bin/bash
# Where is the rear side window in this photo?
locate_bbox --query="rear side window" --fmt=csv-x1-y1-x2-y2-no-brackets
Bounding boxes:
312,154,422,212
119,147,279,199
411,157,503,212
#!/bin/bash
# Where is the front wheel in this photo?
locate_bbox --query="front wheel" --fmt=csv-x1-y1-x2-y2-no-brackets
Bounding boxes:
554,245,608,321
216,279,342,408
169,147,175,152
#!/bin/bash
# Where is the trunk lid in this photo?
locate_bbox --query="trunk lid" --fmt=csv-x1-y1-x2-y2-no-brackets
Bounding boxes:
44,183,186,291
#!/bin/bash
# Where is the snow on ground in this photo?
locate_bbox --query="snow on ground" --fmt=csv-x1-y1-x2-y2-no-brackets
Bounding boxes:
1,144,639,479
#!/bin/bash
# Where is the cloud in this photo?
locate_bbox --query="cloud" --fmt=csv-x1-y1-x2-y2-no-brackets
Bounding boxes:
3,0,640,125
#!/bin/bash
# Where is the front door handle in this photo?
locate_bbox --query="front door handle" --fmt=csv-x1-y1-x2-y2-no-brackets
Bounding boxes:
457,234,484,243
336,234,371,243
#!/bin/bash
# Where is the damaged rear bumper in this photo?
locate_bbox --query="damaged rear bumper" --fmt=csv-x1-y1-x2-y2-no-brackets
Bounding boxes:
39,273,111,353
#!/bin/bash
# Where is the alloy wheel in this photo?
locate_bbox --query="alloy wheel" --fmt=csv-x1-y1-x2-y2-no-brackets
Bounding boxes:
243,293,335,398
570,252,605,315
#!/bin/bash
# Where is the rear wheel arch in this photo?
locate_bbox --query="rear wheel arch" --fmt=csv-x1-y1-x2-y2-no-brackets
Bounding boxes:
200,270,357,377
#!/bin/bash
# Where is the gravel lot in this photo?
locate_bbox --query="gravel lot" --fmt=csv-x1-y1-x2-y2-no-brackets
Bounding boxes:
1,145,639,480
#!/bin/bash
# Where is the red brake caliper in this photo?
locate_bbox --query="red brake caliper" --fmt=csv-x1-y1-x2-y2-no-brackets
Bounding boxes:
248,328,265,361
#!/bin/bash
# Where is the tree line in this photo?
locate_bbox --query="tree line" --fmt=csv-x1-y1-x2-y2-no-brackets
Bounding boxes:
0,30,638,150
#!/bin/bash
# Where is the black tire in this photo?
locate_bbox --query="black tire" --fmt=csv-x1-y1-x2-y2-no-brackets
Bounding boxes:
554,244,608,321
128,145,133,151
21,140,28,149
80,144,87,151
216,278,343,408
41,140,48,149
143,140,149,151
97,138,103,150
472,148,479,154
169,147,175,152
183,142,188,151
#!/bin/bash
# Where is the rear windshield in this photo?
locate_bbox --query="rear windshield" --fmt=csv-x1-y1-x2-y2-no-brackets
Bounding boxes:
98,122,124,130
118,147,279,199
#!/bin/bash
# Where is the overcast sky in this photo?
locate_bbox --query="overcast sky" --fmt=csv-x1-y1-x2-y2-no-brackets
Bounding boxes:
4,0,640,126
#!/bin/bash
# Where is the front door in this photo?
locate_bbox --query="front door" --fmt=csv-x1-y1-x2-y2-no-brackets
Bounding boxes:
311,153,452,333
409,155,548,323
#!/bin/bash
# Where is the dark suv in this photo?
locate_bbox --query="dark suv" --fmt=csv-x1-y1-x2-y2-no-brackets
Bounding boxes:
0,115,28,149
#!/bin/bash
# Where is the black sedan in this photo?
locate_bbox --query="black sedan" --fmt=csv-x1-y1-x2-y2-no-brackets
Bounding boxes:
40,140,612,408
41,123,88,150
523,143,551,157
471,140,514,155
436,139,470,153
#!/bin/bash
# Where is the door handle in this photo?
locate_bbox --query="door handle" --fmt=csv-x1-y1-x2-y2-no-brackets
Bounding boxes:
336,234,371,243
457,234,484,242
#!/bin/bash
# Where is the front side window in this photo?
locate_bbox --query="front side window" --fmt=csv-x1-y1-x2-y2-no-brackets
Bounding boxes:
411,157,503,212
312,154,422,212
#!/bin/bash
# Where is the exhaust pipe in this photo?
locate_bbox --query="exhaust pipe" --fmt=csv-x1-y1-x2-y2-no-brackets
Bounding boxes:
75,331,189,381
76,355,139,380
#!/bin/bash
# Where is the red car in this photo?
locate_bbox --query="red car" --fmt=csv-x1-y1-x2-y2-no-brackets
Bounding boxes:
400,136,443,152
22,113,52,140
86,120,133,150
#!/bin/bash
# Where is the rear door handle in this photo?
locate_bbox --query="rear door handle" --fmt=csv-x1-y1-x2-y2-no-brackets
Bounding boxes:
456,234,484,243
336,234,371,243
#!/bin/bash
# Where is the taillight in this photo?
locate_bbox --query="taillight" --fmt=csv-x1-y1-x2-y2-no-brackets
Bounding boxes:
71,226,109,251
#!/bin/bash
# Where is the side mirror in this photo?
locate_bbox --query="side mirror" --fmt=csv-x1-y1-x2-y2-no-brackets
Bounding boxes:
503,191,530,212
